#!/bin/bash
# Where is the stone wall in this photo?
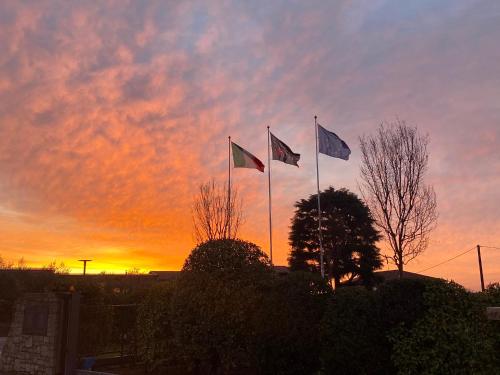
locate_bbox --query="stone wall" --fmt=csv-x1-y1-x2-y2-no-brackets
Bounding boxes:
0,293,63,375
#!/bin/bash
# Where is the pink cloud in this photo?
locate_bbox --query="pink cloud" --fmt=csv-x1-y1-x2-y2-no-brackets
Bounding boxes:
0,1,499,288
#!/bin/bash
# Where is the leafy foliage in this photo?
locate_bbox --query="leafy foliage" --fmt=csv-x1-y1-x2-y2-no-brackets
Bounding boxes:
378,278,430,331
289,187,383,286
3,251,498,374
318,278,499,375
169,239,331,374
321,286,386,375
171,239,273,373
137,281,177,372
251,271,330,375
390,281,500,374
182,238,271,276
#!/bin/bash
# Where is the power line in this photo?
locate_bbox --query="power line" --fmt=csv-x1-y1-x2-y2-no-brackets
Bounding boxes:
417,246,476,274
480,245,500,251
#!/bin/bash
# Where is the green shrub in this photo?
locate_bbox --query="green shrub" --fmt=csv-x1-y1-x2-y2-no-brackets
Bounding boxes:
252,271,330,375
170,239,273,374
319,278,437,375
390,281,500,374
143,239,330,374
378,278,431,331
137,281,177,372
320,286,386,375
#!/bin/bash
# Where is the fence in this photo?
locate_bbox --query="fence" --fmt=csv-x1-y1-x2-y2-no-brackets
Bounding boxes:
78,304,138,361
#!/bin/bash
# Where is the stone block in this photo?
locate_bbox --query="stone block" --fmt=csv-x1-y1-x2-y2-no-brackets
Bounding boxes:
0,292,78,375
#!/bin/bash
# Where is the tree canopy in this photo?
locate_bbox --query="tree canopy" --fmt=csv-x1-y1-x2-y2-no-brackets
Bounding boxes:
171,239,272,374
288,187,383,286
182,238,271,278
169,239,330,374
390,281,499,374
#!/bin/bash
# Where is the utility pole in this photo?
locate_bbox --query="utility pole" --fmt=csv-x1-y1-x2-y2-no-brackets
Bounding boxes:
476,245,485,292
78,259,92,276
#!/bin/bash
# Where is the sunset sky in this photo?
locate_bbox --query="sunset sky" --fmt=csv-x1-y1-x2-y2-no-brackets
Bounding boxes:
0,1,499,290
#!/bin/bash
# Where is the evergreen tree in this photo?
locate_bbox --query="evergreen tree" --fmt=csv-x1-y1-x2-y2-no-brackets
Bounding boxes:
288,187,382,286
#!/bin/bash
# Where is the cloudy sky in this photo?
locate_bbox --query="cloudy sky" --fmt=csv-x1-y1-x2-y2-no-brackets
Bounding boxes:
0,0,499,289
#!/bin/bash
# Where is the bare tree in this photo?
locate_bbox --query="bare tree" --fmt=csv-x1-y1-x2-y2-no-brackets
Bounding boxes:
43,260,71,274
0,254,13,269
192,179,242,243
359,120,437,278
125,267,143,275
16,257,29,270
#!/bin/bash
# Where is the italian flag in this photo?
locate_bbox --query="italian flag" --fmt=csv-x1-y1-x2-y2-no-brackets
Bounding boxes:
231,142,265,172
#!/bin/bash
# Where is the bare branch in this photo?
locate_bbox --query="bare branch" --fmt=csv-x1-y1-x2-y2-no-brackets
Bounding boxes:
192,179,243,243
359,120,437,277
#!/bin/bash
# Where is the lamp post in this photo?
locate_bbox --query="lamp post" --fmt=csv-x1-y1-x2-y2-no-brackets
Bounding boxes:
78,259,92,275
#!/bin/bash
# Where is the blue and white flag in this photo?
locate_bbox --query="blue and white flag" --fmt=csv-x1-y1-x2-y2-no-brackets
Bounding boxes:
317,124,351,160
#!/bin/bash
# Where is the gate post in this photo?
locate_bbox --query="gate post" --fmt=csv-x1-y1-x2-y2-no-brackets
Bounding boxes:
63,292,81,375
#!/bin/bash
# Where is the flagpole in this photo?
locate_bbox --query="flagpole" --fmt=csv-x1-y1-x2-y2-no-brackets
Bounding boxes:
228,136,232,238
314,115,325,278
267,126,273,265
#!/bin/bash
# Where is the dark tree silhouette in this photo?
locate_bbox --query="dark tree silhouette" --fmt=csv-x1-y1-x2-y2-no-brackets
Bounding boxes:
288,187,382,287
171,239,272,374
359,120,437,278
192,179,243,243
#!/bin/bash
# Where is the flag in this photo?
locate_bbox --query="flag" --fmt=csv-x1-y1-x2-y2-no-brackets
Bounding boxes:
231,142,265,172
270,132,300,167
317,124,351,160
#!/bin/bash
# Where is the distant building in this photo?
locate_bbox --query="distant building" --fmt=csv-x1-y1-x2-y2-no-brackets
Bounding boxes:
373,270,438,282
149,266,290,279
0,269,54,277
350,270,440,287
148,271,180,281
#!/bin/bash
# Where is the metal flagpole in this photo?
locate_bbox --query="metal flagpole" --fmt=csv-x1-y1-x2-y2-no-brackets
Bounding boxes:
314,116,325,278
267,126,273,265
228,136,232,238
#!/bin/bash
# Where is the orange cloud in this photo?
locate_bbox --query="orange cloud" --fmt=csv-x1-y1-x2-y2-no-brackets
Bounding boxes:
0,1,499,289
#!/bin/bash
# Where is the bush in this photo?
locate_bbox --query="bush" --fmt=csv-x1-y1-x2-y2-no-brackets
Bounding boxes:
170,239,273,374
137,281,177,372
320,286,386,375
252,271,330,375
390,281,500,374
143,239,330,374
182,238,271,277
319,278,437,375
126,239,500,375
378,278,430,331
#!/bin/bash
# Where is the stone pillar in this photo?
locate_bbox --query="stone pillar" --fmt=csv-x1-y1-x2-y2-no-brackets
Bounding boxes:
0,292,79,375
